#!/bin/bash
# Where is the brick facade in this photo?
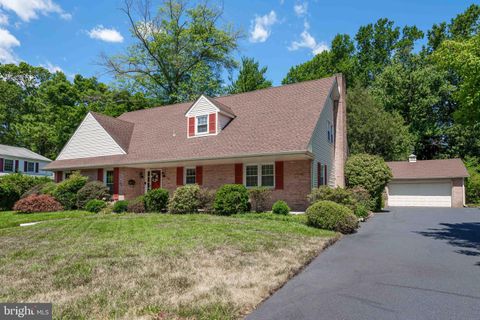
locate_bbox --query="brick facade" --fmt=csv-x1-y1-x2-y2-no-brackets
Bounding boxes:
119,168,145,200
451,178,465,208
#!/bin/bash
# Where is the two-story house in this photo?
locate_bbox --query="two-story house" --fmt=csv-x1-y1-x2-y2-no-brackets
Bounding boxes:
0,144,53,178
44,75,347,210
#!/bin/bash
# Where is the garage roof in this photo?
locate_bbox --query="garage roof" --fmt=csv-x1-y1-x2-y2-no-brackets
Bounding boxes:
386,158,469,180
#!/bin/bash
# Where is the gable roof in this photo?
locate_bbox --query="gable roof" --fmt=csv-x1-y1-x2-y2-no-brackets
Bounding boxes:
387,159,469,180
90,112,134,152
45,76,337,170
0,144,51,162
185,95,236,118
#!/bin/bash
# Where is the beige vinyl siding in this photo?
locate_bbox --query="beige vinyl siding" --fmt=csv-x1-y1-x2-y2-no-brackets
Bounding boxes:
57,113,126,160
308,94,335,188
185,95,219,117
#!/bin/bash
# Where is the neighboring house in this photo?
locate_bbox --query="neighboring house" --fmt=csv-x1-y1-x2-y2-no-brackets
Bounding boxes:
44,75,348,210
0,144,53,178
386,155,468,208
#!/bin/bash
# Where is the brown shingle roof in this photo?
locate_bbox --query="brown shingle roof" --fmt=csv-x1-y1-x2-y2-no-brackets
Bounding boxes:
387,159,469,180
90,112,134,152
45,76,336,170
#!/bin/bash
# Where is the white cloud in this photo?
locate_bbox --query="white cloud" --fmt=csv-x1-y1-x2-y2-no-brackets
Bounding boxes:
87,25,124,43
0,28,20,63
249,11,278,43
41,61,62,73
0,10,8,25
294,2,308,17
0,0,71,22
288,23,329,55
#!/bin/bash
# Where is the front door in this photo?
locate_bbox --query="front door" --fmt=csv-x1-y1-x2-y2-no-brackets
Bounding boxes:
150,170,161,189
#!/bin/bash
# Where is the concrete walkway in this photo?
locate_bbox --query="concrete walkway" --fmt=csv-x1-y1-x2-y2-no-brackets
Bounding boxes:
247,207,480,320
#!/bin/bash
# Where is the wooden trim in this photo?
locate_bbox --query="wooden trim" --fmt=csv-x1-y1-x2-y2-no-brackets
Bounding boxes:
97,168,104,182
176,166,184,186
235,163,243,184
188,117,195,137
196,166,203,185
113,167,120,200
208,113,216,134
275,161,284,190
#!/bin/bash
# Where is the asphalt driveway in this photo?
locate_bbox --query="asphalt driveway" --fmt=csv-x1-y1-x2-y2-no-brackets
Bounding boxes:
247,207,480,320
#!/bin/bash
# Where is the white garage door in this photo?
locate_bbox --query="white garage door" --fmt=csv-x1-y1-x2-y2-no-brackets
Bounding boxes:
388,181,452,207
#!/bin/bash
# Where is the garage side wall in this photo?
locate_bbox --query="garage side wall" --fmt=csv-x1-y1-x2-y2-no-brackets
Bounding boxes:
451,178,464,208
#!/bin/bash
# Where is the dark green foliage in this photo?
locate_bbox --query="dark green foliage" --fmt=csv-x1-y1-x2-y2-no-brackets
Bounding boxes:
307,186,357,210
127,196,145,213
168,185,200,214
113,200,129,213
198,188,216,213
229,57,272,94
144,188,169,212
0,174,51,210
345,154,392,211
84,199,107,213
214,184,249,216
306,201,358,234
53,172,88,210
272,200,290,215
349,186,373,211
353,204,369,218
76,181,111,209
248,187,271,213
21,181,56,199
464,157,480,204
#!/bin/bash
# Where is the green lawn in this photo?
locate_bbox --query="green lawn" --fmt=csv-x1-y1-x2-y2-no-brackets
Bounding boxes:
0,211,337,320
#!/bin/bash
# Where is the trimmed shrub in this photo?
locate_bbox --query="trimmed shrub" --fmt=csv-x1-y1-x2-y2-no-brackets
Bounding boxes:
0,174,51,210
354,204,369,218
198,188,216,213
345,154,392,211
53,172,88,210
214,184,249,216
13,194,63,213
127,196,145,213
113,200,129,213
306,200,358,234
144,188,169,212
272,200,290,215
84,199,107,213
76,181,111,209
465,157,480,204
168,184,200,214
308,186,357,210
349,186,373,210
249,187,271,212
21,181,56,199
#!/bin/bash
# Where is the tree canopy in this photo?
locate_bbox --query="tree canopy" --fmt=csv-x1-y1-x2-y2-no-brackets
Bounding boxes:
229,57,272,94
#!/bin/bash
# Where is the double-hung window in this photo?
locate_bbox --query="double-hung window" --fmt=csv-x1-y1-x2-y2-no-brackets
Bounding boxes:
196,115,208,134
26,161,35,172
185,168,196,184
106,170,114,194
4,159,14,172
245,164,275,188
327,120,334,144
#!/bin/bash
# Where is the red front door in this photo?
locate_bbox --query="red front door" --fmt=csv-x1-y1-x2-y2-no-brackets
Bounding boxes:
151,170,161,189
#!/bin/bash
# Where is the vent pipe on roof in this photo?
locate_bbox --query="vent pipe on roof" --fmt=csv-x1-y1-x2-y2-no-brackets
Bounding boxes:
408,154,417,163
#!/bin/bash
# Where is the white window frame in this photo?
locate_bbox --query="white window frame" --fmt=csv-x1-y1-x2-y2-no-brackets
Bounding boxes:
3,159,14,172
244,163,275,188
195,115,208,135
185,167,196,185
26,161,35,173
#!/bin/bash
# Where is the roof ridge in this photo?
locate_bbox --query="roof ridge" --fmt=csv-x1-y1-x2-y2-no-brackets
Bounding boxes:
120,75,337,117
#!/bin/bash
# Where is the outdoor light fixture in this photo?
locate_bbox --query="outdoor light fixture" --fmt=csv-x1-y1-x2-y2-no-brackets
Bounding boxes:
139,172,144,179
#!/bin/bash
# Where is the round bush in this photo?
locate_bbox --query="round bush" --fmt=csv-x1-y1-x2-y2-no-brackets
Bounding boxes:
13,194,63,213
198,188,216,213
53,172,88,210
168,184,200,214
306,200,358,234
84,199,107,213
113,200,129,213
345,154,392,211
76,181,111,209
272,200,290,215
127,196,145,213
308,186,357,210
353,204,369,218
144,188,169,212
214,184,249,216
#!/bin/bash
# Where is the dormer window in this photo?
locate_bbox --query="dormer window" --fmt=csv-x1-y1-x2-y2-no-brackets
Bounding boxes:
196,115,208,134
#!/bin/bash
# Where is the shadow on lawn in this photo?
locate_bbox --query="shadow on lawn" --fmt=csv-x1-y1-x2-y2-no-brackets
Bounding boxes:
416,222,480,266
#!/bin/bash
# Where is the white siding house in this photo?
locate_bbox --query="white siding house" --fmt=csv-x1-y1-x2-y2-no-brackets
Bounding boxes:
0,144,52,178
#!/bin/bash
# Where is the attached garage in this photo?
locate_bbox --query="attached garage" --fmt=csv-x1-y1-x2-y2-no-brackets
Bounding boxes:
386,157,469,208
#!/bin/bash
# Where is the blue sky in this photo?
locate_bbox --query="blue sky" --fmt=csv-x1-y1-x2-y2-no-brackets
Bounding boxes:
0,0,476,85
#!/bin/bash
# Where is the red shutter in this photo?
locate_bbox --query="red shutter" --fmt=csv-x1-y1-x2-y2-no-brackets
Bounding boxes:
0,158,3,172
15,160,19,172
176,167,184,186
234,163,243,184
35,162,39,173
275,161,284,190
24,161,27,172
55,171,63,183
324,164,328,186
188,117,195,137
196,166,203,185
209,113,216,134
113,167,120,200
97,168,104,182
317,162,321,187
